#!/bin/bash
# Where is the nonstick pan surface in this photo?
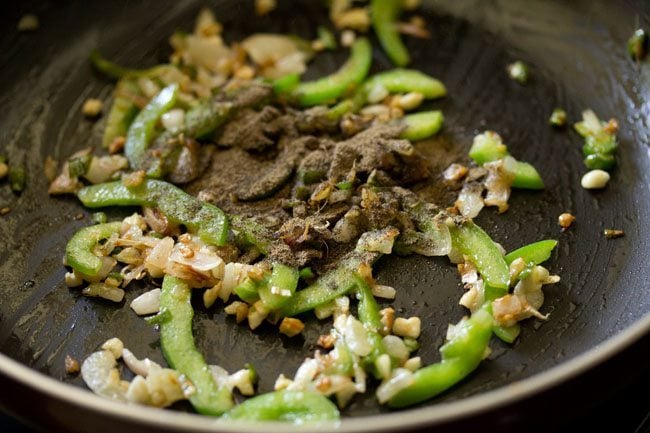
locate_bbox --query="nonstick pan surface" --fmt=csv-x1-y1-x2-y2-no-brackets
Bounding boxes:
0,0,649,432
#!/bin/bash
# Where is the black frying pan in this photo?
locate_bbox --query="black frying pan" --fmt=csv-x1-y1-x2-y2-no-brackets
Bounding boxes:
1,0,649,432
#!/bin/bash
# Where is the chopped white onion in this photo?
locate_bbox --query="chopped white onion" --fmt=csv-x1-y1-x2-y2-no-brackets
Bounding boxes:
382,335,409,363
145,236,174,277
456,182,484,218
84,155,128,184
81,350,128,402
342,316,371,357
356,227,400,254
161,109,185,134
372,284,396,300
376,368,415,404
130,289,161,316
122,348,161,377
82,283,125,302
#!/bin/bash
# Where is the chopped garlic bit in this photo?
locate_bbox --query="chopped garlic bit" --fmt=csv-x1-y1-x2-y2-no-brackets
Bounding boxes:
0,162,8,180
101,338,124,359
558,212,576,230
279,317,305,337
341,30,356,47
82,98,103,118
443,163,469,182
82,340,193,407
393,317,421,339
17,14,39,31
65,354,80,374
581,169,610,189
604,228,624,239
130,289,161,316
333,8,370,32
492,265,560,327
255,0,277,16
225,301,249,324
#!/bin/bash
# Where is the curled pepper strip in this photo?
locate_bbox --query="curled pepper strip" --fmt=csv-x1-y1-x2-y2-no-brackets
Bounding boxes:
400,111,444,142
328,69,446,121
365,69,446,99
505,239,558,266
371,0,410,66
78,179,229,246
224,390,340,423
388,307,493,408
468,132,545,190
125,84,179,171
158,276,233,415
65,222,122,277
291,37,372,107
103,78,141,148
280,251,380,317
90,50,169,80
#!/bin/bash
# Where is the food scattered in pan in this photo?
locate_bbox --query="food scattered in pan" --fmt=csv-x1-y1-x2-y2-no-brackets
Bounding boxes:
48,2,568,423
506,60,530,85
628,28,648,61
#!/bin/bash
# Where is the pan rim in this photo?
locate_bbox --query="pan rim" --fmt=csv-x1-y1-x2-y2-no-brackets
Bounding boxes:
1,312,648,431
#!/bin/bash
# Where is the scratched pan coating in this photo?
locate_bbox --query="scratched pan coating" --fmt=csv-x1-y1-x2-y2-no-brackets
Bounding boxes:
0,0,649,432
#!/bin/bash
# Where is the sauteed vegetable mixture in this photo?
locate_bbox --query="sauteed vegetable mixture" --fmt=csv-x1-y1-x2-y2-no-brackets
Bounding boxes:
49,1,576,423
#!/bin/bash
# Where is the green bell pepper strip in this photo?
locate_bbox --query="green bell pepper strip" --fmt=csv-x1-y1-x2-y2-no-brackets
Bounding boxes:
103,78,141,148
229,215,275,255
355,275,382,329
233,277,264,303
493,323,521,344
354,275,389,379
468,134,509,165
8,165,26,193
628,28,648,61
388,307,493,408
224,390,339,423
291,37,372,107
317,26,338,50
328,69,446,121
504,239,558,265
65,222,122,277
584,152,616,170
77,180,229,246
158,276,233,415
125,84,179,170
468,133,544,190
90,50,174,80
183,99,233,140
400,111,444,142
511,161,545,189
491,239,557,343
371,0,410,67
272,73,301,95
449,221,509,293
365,69,446,99
280,251,380,317
259,263,300,310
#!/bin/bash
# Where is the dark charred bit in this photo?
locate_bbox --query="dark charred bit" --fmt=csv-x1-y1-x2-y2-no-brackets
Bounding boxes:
217,107,281,151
